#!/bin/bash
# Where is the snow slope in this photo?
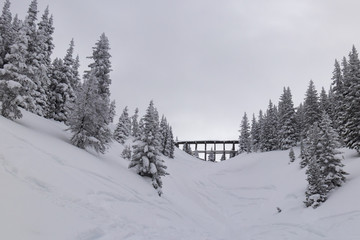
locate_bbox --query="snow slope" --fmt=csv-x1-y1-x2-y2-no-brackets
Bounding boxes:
1,111,360,240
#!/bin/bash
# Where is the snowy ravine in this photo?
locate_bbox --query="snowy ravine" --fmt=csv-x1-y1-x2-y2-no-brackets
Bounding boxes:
1,111,360,240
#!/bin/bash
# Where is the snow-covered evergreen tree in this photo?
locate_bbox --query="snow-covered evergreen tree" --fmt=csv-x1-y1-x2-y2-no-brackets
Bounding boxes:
0,0,13,68
304,113,347,208
239,112,251,153
0,24,35,119
129,100,168,196
319,87,330,116
303,80,320,134
250,114,260,152
342,46,360,152
114,106,131,144
278,87,297,150
317,113,347,192
24,0,51,116
67,75,112,153
261,100,279,151
168,126,175,158
289,148,295,163
121,145,132,161
131,107,140,137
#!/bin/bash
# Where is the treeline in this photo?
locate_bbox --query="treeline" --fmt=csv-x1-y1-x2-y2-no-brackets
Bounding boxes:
0,0,174,196
238,46,360,208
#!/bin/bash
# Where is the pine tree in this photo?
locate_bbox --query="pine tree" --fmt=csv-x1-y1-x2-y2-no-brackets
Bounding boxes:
289,148,295,163
239,112,251,153
121,145,132,160
319,87,330,115
261,100,279,151
47,58,70,121
131,107,140,137
129,100,168,196
342,46,360,152
114,106,131,144
168,126,175,158
85,33,111,99
0,0,13,68
183,143,193,155
250,114,260,152
159,115,169,155
304,113,347,208
278,87,297,150
317,113,347,192
67,75,112,153
24,0,50,116
303,80,320,135
0,24,35,119
295,103,306,142
304,154,327,208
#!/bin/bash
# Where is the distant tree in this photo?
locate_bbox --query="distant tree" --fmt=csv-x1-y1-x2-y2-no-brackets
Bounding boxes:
239,112,251,153
114,106,131,144
289,148,295,163
121,145,132,161
319,87,330,116
183,143,193,155
168,126,175,158
250,114,260,152
208,148,216,162
131,108,140,137
129,100,168,196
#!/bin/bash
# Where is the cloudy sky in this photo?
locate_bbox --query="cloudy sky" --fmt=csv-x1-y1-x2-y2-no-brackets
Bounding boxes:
9,0,360,140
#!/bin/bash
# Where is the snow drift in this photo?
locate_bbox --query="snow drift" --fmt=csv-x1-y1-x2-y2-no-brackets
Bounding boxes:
1,111,360,240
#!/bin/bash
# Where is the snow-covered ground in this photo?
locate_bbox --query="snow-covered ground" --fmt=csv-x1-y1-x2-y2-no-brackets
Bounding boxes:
1,111,360,240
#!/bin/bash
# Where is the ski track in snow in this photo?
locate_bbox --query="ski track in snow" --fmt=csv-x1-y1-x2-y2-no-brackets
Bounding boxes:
1,111,360,239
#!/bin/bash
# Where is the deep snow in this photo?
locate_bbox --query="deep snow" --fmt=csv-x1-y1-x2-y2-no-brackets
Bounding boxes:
1,110,360,240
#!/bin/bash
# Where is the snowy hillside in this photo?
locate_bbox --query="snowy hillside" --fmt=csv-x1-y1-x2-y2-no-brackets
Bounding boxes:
1,111,360,240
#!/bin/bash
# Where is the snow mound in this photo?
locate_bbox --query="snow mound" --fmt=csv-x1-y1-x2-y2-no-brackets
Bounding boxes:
1,110,360,240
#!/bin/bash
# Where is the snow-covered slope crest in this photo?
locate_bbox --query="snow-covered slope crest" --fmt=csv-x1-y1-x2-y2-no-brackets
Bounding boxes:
1,111,360,240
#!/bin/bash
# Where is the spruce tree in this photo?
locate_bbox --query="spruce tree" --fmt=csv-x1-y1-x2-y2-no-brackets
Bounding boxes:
278,87,297,150
67,75,112,153
303,80,320,135
289,148,295,163
342,46,360,152
168,126,175,158
304,113,347,208
0,0,13,68
131,107,140,137
183,143,193,155
239,112,251,153
114,106,131,144
250,114,260,152
261,100,279,151
129,100,168,196
0,24,35,119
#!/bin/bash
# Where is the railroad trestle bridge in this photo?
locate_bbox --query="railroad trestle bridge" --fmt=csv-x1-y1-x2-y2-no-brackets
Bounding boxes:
175,140,239,161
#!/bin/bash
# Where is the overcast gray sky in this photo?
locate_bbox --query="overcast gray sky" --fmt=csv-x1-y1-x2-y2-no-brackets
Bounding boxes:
9,0,360,140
